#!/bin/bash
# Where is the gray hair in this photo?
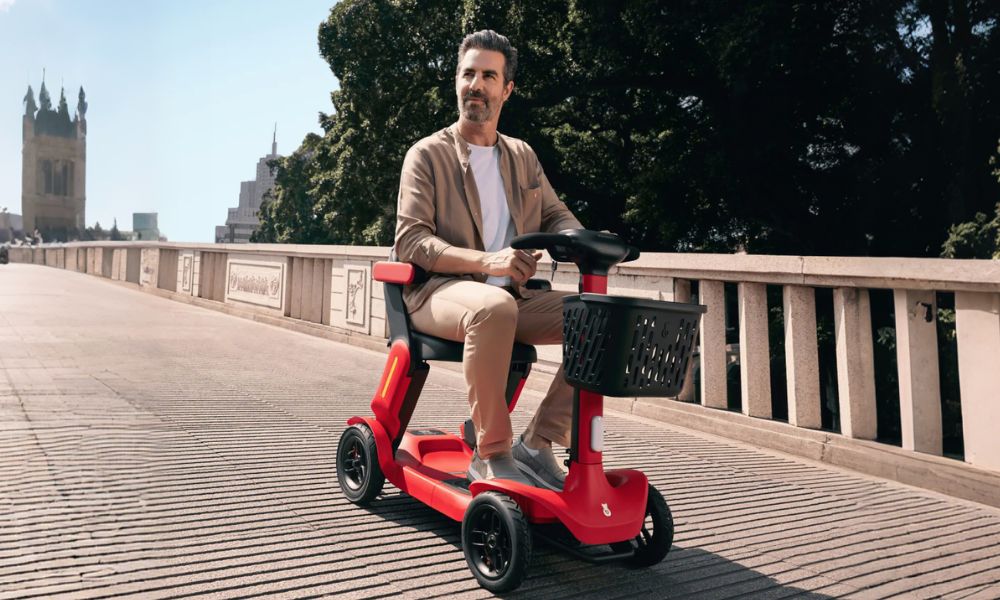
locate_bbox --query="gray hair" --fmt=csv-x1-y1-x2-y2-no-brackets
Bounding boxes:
457,30,518,84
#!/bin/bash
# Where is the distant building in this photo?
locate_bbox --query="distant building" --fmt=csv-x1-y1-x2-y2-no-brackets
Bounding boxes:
0,211,24,243
133,212,160,241
216,130,280,243
21,77,87,239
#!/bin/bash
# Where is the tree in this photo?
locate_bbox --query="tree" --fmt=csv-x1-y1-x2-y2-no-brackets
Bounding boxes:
940,206,1000,258
110,218,123,241
252,135,328,243
257,0,1000,258
89,221,106,241
940,139,1000,259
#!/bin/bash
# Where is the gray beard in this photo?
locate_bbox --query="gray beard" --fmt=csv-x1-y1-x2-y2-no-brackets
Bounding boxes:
459,98,491,123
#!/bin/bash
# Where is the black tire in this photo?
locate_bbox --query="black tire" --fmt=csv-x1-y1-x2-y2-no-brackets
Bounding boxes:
336,423,384,505
612,484,674,567
462,492,532,593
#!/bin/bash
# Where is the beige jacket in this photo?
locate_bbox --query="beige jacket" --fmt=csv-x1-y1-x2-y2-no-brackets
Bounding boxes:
394,124,583,312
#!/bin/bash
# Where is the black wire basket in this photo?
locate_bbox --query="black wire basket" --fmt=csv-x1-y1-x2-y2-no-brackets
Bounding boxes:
562,294,706,397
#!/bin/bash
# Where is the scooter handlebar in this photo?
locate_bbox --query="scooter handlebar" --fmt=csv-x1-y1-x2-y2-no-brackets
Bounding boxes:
510,233,567,251
511,229,639,275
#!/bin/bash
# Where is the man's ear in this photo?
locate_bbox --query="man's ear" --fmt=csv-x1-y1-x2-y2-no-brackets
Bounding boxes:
503,80,514,102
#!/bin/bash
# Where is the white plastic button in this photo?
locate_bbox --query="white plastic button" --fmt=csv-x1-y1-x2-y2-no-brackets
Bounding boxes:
590,416,604,452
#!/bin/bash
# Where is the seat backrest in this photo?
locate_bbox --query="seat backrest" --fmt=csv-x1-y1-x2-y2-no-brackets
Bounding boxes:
382,280,412,346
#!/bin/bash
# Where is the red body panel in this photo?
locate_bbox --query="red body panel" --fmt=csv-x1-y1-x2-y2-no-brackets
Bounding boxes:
373,261,415,285
369,340,411,440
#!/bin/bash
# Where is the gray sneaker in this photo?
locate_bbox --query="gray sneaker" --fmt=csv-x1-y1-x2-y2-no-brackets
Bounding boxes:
512,435,566,491
467,450,534,486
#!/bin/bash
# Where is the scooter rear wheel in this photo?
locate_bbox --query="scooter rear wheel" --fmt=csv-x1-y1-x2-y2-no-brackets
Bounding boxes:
462,492,532,593
336,423,384,505
612,483,674,567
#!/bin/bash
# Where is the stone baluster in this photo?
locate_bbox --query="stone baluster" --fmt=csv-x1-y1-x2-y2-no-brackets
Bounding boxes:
290,257,304,318
893,289,942,455
699,280,727,409
301,258,315,321
833,287,877,439
739,282,772,418
955,292,1000,470
784,285,822,429
674,279,696,402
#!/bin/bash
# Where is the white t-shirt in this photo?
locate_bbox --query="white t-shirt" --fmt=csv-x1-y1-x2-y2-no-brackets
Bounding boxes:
469,143,516,286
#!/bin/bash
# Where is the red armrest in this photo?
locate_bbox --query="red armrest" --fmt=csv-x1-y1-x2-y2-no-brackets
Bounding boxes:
373,261,416,285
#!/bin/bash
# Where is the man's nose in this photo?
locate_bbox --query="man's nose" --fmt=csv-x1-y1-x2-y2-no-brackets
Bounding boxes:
470,74,485,91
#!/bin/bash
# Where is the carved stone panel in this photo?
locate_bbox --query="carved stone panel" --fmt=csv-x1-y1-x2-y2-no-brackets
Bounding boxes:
225,258,285,310
331,262,372,334
179,253,194,294
140,248,159,287
345,266,368,326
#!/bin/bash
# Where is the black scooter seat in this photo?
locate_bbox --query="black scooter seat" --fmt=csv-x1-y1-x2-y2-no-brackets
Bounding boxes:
412,331,537,364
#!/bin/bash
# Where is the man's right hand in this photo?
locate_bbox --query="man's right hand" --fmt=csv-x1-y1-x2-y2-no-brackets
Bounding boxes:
480,248,543,283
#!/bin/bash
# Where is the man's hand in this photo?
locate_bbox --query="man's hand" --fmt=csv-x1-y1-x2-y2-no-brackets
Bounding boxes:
480,248,543,283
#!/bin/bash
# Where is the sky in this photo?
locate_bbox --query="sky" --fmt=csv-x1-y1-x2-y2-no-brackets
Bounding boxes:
1,0,337,242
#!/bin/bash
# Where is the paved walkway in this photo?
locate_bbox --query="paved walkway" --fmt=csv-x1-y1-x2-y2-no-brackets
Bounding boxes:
2,264,1000,599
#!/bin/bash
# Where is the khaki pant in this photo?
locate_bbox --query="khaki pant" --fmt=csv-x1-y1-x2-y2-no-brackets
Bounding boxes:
409,280,574,458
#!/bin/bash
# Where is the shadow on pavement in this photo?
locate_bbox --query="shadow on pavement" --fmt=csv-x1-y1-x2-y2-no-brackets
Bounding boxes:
358,491,837,600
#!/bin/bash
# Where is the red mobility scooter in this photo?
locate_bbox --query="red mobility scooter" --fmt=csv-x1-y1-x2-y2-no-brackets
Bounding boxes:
336,229,705,592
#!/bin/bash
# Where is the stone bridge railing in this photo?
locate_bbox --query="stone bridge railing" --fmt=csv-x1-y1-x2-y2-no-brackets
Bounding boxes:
10,242,1000,507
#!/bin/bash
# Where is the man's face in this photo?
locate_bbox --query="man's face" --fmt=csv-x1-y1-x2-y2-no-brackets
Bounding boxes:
456,48,514,124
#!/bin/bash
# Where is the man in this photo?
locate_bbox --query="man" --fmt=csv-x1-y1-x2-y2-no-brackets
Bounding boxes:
394,30,582,490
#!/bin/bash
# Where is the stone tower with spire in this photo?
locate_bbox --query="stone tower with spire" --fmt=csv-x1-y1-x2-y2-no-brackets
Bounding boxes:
21,74,87,238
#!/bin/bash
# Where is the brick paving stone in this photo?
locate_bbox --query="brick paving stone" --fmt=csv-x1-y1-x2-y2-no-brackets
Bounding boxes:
2,264,1000,599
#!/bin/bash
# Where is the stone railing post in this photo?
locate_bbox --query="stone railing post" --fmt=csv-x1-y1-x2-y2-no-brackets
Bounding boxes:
893,289,942,455
833,287,877,439
739,282,772,418
783,285,822,429
289,257,304,318
140,248,160,288
674,279,696,402
699,280,727,409
111,248,123,280
955,292,1000,470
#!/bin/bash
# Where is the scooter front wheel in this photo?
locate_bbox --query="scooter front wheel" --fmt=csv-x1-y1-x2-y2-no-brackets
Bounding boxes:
612,483,674,567
462,491,532,593
336,423,385,505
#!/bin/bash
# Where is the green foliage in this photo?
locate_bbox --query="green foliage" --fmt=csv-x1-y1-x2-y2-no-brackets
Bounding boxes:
258,0,1000,256
252,135,327,243
940,139,1000,258
940,205,1000,258
256,1,460,245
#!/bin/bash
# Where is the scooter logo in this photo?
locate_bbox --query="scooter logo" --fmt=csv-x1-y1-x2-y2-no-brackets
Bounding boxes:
601,503,612,517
